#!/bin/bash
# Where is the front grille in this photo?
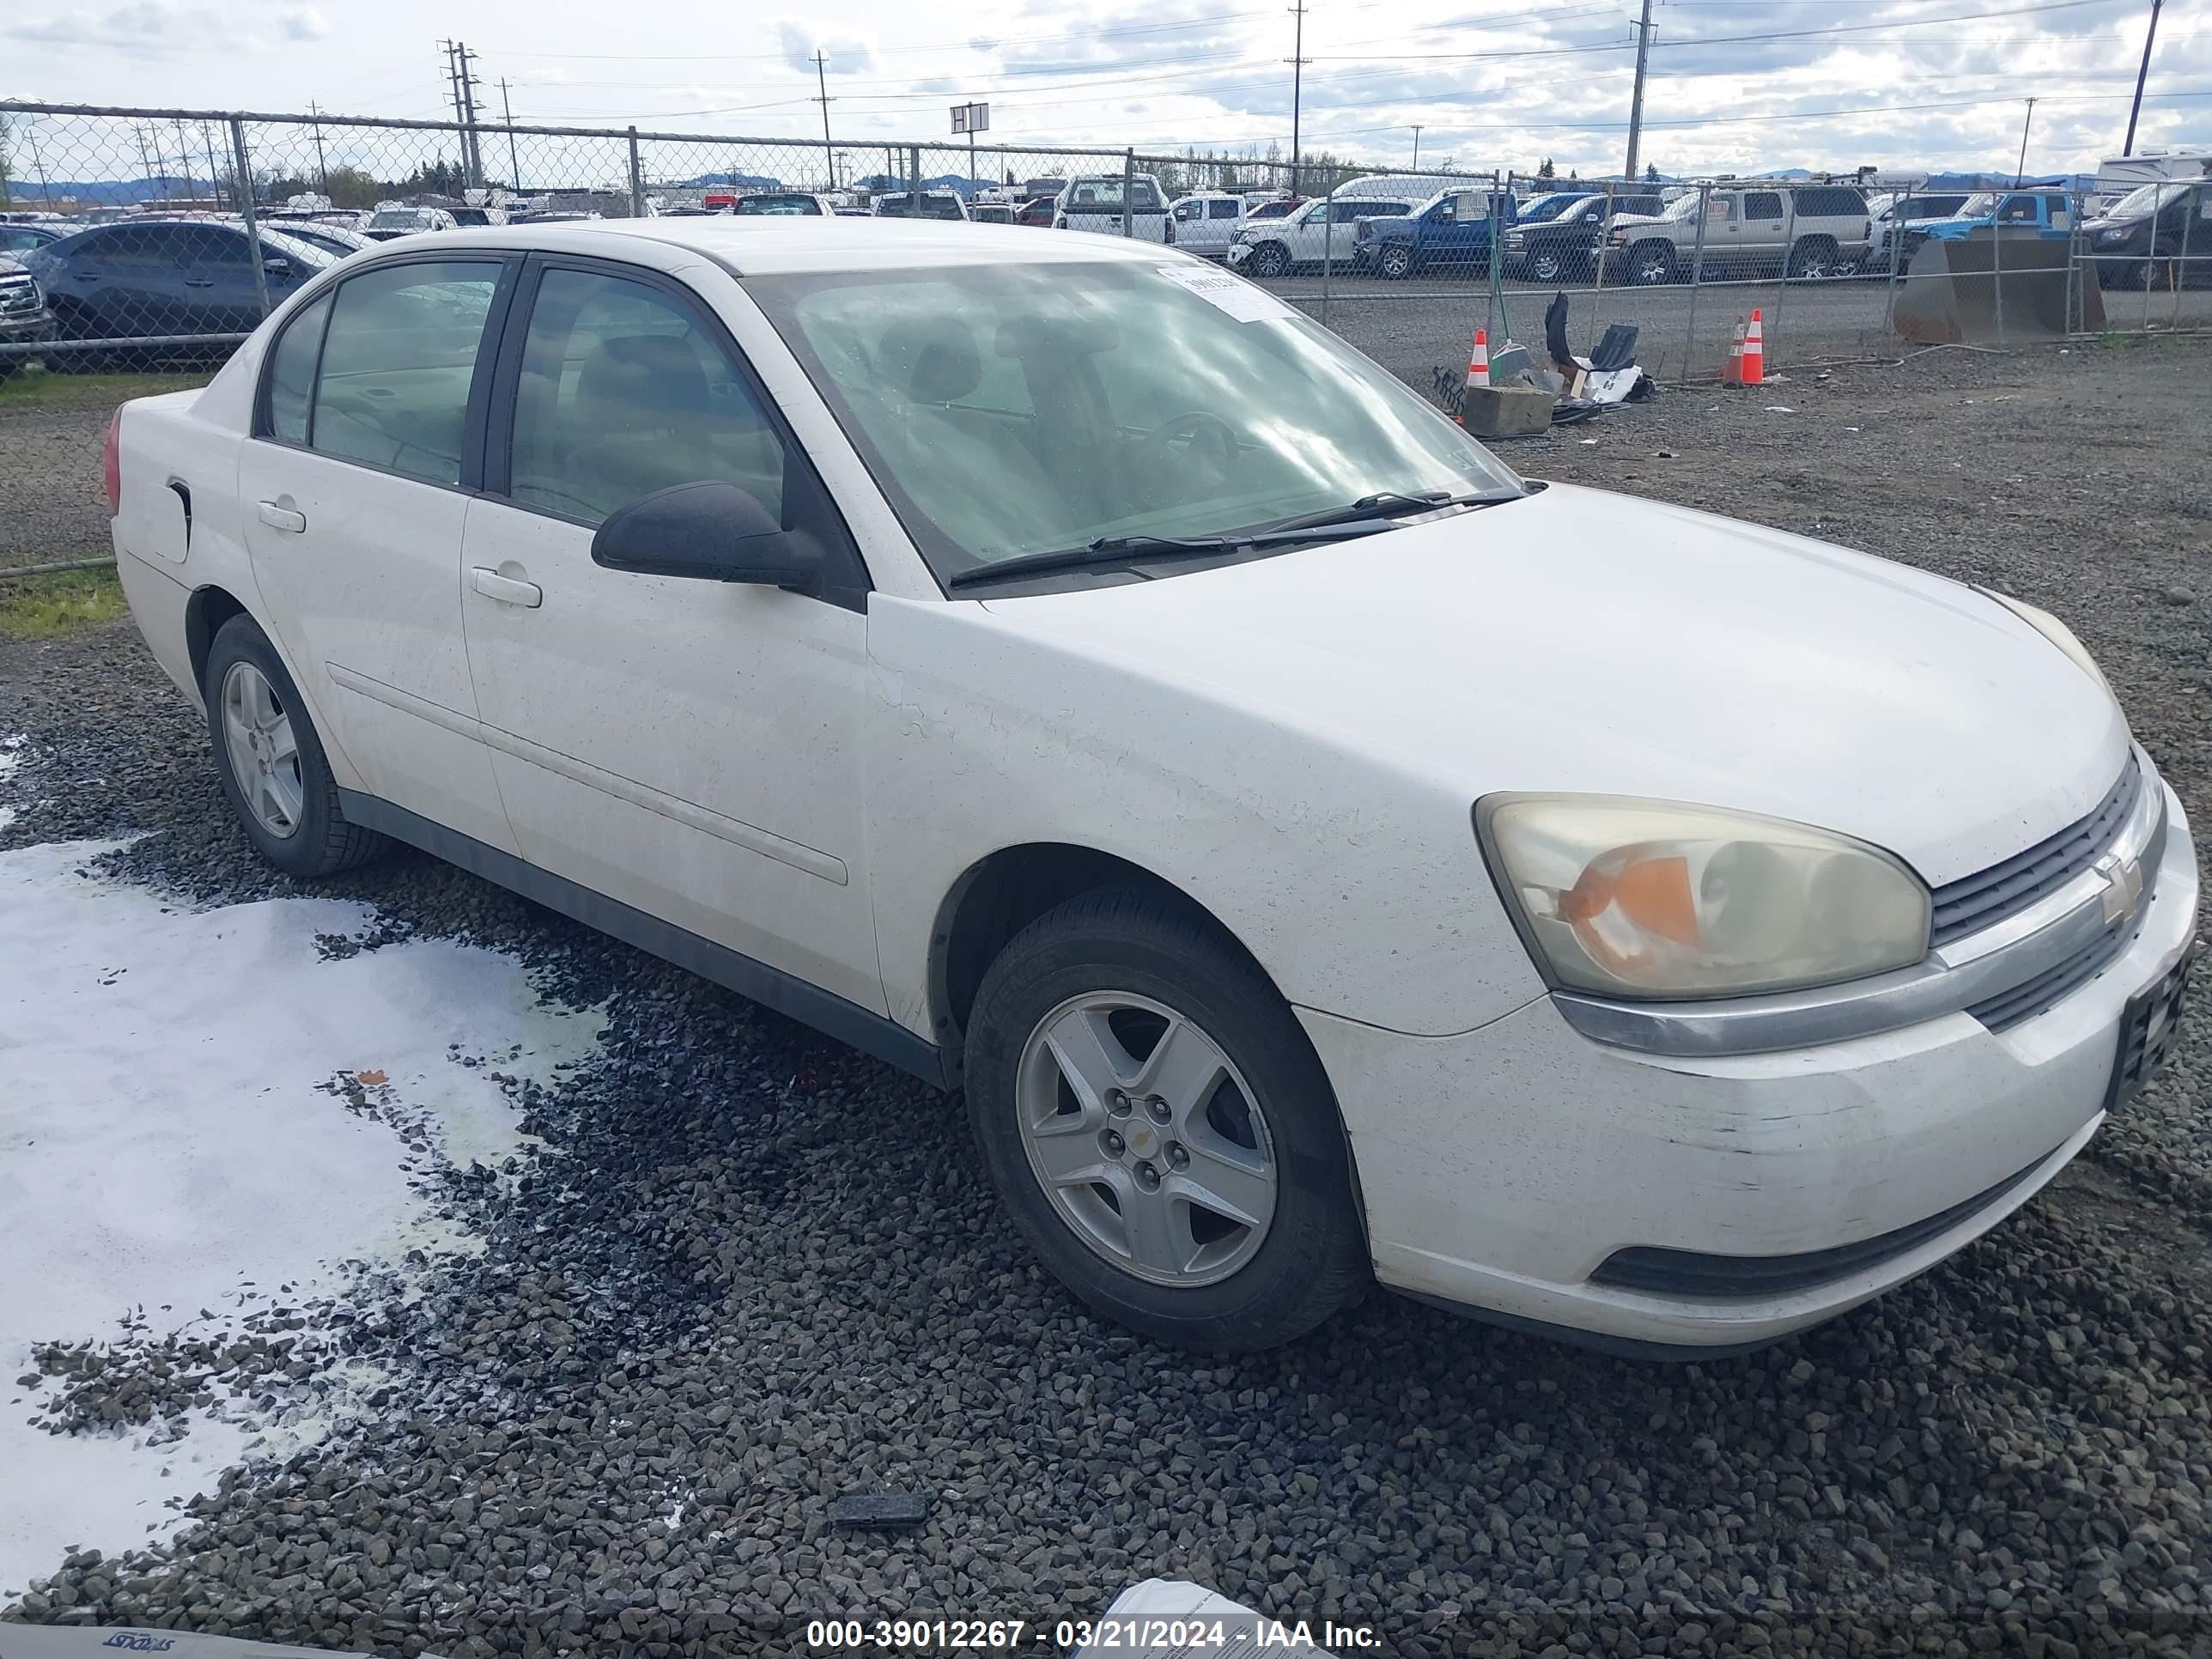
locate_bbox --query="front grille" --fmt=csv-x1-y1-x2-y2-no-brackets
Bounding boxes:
1589,1151,2052,1298
0,278,37,316
1929,758,2141,946
1966,923,2138,1032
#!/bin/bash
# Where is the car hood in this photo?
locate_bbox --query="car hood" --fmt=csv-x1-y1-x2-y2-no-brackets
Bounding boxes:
1606,212,1669,229
977,483,2127,885
2081,215,2148,234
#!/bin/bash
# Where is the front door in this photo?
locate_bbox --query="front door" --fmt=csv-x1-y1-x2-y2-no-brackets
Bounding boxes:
458,256,884,1012
236,253,519,851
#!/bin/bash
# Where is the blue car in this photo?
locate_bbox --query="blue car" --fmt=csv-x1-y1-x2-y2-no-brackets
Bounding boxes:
1352,186,1517,280
0,222,66,255
1896,190,2074,269
21,219,336,362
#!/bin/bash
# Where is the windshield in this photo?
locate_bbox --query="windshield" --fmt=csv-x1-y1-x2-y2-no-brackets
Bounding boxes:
737,196,822,215
1518,193,1589,224
748,260,1521,585
1957,193,2000,218
367,211,429,230
2108,181,2190,217
1660,193,1703,221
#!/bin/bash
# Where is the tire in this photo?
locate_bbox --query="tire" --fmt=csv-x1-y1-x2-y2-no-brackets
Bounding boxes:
1529,248,1565,284
1376,243,1413,280
1627,240,1675,284
1785,236,1837,282
202,614,387,878
963,886,1369,1352
1247,242,1289,278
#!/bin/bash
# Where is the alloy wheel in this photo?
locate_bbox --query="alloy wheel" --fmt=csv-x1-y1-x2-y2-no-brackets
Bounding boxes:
221,660,305,839
1014,991,1279,1288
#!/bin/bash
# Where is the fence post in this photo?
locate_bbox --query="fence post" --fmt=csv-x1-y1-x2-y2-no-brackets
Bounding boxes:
1768,185,1798,361
1590,177,1616,325
2174,185,2197,331
627,127,645,218
1680,182,1712,385
1320,177,1337,328
1486,174,1505,354
228,117,272,322
1883,201,1906,333
909,145,921,216
1122,150,1134,237
1991,206,2006,345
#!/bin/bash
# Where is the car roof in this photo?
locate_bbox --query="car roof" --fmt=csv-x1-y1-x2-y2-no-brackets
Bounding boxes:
415,216,1177,274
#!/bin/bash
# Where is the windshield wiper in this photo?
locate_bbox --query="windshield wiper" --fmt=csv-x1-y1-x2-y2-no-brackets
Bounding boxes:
944,520,1397,589
1259,489,1516,536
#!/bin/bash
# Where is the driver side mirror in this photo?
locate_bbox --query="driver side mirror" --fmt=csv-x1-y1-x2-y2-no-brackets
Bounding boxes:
263,256,292,279
592,481,820,588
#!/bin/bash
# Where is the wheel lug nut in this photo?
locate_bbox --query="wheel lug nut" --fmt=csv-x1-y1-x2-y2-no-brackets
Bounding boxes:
1167,1143,1188,1169
1135,1162,1160,1191
1146,1097,1171,1124
1106,1090,1132,1118
1102,1130,1125,1156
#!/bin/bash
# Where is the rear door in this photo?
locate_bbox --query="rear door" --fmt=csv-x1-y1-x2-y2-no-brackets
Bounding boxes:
236,252,520,850
1741,190,1787,269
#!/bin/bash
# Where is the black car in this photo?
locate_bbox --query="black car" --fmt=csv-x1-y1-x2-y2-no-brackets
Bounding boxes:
0,253,58,380
2082,179,2210,290
1501,190,1666,283
20,220,335,361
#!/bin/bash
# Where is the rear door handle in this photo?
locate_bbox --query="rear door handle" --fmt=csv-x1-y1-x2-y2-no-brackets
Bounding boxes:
256,500,307,533
183,278,216,289
471,566,543,608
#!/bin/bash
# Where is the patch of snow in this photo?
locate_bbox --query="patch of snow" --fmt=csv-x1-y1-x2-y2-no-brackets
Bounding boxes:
0,839,605,1597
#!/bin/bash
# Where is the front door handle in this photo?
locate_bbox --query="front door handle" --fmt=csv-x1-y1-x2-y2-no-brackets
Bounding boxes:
256,500,307,533
183,278,216,289
471,566,543,608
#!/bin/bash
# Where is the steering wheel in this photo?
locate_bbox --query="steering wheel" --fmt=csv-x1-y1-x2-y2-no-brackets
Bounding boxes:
1132,410,1241,483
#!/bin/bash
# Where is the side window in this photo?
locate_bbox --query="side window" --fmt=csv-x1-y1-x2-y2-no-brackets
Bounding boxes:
176,226,249,268
310,260,501,487
504,266,787,529
87,226,181,268
1744,192,1784,222
1998,194,2036,222
262,292,333,445
1210,199,1240,220
1131,181,1164,211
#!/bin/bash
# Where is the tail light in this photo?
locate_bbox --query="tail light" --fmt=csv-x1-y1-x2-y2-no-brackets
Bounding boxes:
103,409,122,517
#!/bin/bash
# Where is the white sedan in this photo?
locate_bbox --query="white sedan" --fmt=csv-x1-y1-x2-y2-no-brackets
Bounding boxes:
106,218,2199,1354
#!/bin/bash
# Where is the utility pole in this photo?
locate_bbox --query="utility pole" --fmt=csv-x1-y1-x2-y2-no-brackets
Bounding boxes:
307,101,329,196
2122,0,2163,155
812,51,836,191
441,40,483,189
1622,0,1656,182
1286,0,1308,198
2014,97,2038,187
459,44,484,188
499,79,520,191
1410,125,1423,171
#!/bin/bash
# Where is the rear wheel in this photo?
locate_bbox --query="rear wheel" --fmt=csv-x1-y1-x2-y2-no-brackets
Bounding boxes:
1627,240,1676,284
203,615,386,878
1786,236,1838,281
963,887,1369,1351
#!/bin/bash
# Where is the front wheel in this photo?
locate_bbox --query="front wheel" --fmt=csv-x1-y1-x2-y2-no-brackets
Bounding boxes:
963,888,1369,1351
1376,243,1413,280
203,615,387,878
1529,248,1565,283
1627,240,1676,284
1246,241,1289,278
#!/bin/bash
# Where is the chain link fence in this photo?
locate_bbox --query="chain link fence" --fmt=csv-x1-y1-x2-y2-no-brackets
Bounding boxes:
3,101,2208,387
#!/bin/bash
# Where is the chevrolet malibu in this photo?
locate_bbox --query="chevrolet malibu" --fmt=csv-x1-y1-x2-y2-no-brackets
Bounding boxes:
106,219,2199,1354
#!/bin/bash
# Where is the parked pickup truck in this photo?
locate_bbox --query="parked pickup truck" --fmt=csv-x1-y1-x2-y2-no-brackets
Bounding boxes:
1895,190,2073,270
1500,189,1666,283
1352,187,1516,279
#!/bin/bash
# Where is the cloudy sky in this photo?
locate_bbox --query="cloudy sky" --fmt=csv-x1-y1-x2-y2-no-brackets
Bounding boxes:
5,0,2208,181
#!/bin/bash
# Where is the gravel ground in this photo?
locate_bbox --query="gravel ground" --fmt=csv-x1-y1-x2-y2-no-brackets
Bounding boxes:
2,337,2209,1659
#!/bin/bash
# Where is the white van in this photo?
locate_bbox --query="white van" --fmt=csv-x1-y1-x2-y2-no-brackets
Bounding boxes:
1055,173,1170,242
1170,191,1250,258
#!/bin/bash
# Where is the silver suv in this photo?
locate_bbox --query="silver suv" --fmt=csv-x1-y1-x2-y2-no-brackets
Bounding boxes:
1606,185,1873,284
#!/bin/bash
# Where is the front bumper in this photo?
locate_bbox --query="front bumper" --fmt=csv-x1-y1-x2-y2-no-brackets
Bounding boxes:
0,310,57,348
1224,244,1252,266
1302,783,2198,1352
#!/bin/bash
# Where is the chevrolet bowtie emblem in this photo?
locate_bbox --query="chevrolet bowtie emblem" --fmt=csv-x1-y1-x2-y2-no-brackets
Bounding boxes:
2094,851,2144,928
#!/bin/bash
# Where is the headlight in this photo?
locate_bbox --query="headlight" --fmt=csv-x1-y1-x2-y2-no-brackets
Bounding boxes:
1504,232,1524,247
2097,228,2130,243
1609,229,1629,246
1976,587,2117,702
1477,796,1930,1000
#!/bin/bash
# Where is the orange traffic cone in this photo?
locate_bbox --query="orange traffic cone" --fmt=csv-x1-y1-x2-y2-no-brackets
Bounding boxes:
1457,328,1491,424
1741,307,1765,385
1722,321,1747,386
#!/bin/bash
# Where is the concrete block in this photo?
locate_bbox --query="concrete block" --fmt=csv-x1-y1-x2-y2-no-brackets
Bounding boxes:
1457,384,1553,438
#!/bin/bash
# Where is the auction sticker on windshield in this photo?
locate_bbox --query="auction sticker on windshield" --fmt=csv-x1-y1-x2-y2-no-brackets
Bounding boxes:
1155,264,1296,323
